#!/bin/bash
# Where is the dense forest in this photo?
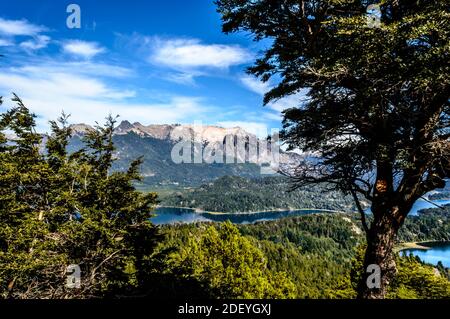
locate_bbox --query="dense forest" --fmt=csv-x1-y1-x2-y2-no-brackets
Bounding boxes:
0,97,164,298
156,207,450,299
160,175,361,213
429,192,450,201
399,206,450,242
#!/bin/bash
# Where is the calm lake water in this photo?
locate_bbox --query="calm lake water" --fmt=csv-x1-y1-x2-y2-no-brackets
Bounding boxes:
151,206,335,225
401,243,450,268
152,198,450,226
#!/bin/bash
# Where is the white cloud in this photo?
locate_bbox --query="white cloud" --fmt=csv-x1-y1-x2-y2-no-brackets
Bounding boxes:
20,35,50,50
163,71,199,86
1,65,134,100
0,38,13,46
21,95,210,132
0,18,51,51
62,40,105,59
151,38,252,69
240,75,271,96
240,75,309,112
0,62,213,132
18,61,134,78
0,17,47,36
269,93,308,112
261,111,283,121
115,33,253,85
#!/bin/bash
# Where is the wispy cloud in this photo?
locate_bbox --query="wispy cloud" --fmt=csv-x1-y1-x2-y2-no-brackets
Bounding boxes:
117,33,253,85
0,38,13,46
20,35,50,50
240,75,309,112
0,17,47,36
1,65,135,100
150,38,252,69
163,71,201,86
0,61,215,132
261,112,283,121
240,75,271,96
62,40,105,59
268,93,308,112
18,61,134,78
0,17,51,52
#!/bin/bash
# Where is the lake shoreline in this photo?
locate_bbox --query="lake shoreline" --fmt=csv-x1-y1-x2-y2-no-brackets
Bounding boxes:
158,199,450,216
152,206,354,225
398,241,450,268
396,241,450,253
156,205,348,215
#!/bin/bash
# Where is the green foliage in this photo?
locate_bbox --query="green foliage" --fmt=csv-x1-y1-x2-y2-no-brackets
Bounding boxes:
0,95,448,299
388,256,450,299
0,97,162,298
216,0,450,298
157,208,449,299
348,244,450,299
398,205,450,242
239,214,363,298
159,214,364,299
165,222,296,299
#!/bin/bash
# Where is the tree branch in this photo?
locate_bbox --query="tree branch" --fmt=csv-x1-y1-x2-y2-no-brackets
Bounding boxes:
350,189,370,237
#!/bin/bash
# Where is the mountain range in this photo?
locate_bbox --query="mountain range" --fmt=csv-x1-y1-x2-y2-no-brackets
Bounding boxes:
68,121,303,187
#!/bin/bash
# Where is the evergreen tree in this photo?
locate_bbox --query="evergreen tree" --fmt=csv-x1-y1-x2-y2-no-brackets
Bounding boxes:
0,96,162,298
216,0,450,298
166,221,297,298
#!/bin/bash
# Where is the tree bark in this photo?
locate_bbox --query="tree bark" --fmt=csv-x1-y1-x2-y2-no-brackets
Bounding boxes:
357,211,401,299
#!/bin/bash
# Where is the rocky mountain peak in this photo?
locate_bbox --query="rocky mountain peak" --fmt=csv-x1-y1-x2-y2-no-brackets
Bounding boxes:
117,120,133,130
69,121,265,146
69,123,94,136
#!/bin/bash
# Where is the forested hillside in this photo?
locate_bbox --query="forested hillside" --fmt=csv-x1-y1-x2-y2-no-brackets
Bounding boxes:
399,206,450,242
161,175,361,213
156,208,450,299
69,133,262,187
429,180,450,200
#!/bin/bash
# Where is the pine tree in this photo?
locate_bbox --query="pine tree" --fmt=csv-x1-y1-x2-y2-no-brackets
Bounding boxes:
0,96,162,298
216,0,450,298
166,221,297,298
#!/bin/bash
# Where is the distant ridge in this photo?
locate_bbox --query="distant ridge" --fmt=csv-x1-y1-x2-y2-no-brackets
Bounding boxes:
71,121,260,144
66,121,305,187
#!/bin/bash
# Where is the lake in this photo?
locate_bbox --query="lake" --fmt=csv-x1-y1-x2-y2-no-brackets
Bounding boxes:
152,197,450,226
151,206,337,225
401,243,450,268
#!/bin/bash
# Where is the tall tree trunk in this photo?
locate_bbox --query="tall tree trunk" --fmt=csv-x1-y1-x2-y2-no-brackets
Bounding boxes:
357,211,400,299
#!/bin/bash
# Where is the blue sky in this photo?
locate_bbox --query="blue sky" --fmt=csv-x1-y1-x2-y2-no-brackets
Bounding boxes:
0,0,303,135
